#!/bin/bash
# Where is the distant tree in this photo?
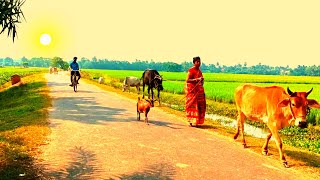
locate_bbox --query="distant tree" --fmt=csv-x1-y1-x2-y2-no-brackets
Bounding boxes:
162,62,182,72
20,56,28,65
22,61,28,67
61,61,69,70
3,57,13,66
51,56,65,68
0,0,26,42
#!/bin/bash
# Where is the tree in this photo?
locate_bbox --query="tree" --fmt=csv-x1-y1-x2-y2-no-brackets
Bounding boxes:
0,0,26,42
4,57,13,66
51,56,65,68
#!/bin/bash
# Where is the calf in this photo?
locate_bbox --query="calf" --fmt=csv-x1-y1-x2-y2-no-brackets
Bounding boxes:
137,97,155,124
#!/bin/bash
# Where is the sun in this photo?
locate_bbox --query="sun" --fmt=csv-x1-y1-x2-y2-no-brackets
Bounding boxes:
40,33,52,46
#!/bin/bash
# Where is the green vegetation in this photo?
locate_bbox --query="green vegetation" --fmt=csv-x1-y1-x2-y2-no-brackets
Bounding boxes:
0,67,46,87
0,72,50,179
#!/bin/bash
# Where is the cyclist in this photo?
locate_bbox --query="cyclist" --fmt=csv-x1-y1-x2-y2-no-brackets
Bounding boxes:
69,57,81,86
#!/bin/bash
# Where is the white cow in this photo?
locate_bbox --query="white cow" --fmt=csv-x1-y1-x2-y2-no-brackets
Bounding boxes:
122,76,141,94
98,77,105,84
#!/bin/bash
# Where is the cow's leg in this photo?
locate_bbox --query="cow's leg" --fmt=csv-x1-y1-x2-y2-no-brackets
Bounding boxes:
157,89,160,105
137,85,140,94
142,84,145,98
262,129,272,156
151,88,154,100
148,86,151,99
269,127,288,168
137,104,140,121
145,110,149,125
145,114,148,125
240,115,247,148
234,112,246,147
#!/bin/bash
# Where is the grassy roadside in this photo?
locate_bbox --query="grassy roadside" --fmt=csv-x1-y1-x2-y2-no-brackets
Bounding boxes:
0,73,51,179
81,74,320,177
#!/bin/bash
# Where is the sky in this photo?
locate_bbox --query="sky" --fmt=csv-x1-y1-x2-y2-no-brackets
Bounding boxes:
1,0,320,67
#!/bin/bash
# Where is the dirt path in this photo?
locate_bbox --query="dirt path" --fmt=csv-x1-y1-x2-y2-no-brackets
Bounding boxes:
36,72,315,179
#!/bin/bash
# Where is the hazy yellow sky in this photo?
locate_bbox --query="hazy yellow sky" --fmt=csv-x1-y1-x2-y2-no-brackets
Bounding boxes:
1,0,320,67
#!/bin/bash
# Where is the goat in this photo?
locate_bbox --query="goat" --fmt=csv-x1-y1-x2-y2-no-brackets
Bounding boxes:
137,97,155,124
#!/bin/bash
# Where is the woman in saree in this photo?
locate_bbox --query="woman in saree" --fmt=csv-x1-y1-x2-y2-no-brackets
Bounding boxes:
185,56,206,127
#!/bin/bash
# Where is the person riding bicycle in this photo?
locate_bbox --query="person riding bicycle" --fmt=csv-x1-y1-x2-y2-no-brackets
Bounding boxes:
69,57,81,86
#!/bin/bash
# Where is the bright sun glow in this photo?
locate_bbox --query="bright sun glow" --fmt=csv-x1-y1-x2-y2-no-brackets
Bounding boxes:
40,34,52,45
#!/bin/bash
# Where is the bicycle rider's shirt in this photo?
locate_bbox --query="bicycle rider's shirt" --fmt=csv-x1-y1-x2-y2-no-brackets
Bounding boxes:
70,61,79,71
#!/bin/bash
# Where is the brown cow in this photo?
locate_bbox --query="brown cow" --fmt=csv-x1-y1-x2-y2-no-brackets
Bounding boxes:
11,74,21,85
234,84,320,167
53,67,58,74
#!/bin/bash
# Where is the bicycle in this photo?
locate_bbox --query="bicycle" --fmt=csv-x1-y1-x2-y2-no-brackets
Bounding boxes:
71,70,79,92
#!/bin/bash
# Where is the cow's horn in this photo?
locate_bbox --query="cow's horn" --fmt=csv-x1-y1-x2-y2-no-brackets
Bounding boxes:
287,87,293,95
306,87,313,97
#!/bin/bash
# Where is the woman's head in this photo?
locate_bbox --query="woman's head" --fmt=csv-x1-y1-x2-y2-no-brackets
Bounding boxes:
193,56,201,68
73,57,78,61
193,56,201,64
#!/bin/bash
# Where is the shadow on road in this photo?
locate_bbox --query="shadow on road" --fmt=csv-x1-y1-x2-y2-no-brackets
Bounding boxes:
114,163,176,180
44,146,99,179
284,149,320,168
51,96,132,124
50,96,183,129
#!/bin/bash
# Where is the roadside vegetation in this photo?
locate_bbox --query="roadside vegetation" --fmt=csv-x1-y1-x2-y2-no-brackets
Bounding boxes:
81,69,320,173
0,69,50,179
0,67,46,87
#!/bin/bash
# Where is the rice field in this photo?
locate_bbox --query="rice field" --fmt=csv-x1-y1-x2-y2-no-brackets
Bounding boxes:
0,67,46,86
84,69,320,103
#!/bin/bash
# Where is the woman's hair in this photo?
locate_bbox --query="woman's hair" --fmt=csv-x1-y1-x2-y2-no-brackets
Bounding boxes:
193,56,201,63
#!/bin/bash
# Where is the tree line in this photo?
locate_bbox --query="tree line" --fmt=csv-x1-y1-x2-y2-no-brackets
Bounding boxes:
0,56,320,76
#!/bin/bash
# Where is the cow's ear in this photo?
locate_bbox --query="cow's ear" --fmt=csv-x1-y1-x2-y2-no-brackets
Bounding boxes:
278,98,290,107
308,99,320,108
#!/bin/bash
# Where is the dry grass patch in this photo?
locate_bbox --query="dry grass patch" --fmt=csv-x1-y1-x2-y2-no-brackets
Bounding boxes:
0,73,51,179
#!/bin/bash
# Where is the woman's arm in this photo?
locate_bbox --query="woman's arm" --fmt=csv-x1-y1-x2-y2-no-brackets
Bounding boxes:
186,71,202,83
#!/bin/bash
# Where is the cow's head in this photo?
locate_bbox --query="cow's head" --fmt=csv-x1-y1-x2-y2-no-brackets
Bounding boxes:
146,99,157,107
122,84,127,92
153,75,164,91
278,87,320,128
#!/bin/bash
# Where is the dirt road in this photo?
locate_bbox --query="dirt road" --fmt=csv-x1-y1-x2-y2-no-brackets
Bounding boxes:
36,72,314,179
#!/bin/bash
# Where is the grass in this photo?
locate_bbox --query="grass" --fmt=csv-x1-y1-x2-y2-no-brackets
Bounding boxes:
0,67,46,87
81,71,320,176
0,73,51,179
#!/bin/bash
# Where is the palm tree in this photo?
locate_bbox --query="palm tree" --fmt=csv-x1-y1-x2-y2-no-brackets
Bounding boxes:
0,0,25,42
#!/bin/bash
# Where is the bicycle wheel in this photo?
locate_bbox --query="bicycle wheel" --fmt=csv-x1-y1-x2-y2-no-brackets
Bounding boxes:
73,75,77,92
